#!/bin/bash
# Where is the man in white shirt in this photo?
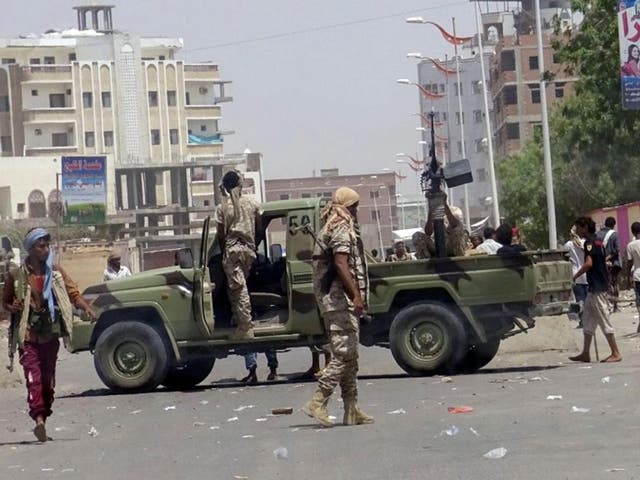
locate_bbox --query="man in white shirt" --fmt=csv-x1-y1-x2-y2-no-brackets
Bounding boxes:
564,225,588,326
103,253,132,281
475,227,502,255
624,221,640,333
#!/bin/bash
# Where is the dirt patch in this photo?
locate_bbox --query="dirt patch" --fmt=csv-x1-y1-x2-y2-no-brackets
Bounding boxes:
0,321,22,389
498,315,579,354
60,248,111,292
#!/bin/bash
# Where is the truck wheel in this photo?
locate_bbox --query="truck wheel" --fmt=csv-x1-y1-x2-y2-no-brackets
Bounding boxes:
94,321,169,393
389,302,466,376
457,339,501,373
162,358,216,390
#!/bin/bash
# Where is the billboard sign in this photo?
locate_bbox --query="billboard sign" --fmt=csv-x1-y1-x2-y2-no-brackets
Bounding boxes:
619,1,640,109
61,156,107,225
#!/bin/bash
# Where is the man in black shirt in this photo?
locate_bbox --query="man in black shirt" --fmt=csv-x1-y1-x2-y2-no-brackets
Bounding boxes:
569,217,622,363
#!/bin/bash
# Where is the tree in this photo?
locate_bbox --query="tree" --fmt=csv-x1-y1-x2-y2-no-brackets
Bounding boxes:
498,0,640,248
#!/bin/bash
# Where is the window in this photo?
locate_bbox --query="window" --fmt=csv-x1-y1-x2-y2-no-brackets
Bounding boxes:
43,56,55,64
203,200,210,207
439,83,445,93
1,136,11,152
553,53,560,64
31,89,38,96
323,192,332,198
433,112,441,123
474,139,484,153
104,131,114,147
442,112,447,122
503,85,518,105
506,123,520,140
454,82,463,96
0,96,8,112
82,92,92,108
370,191,379,199
151,129,161,145
167,90,177,106
169,129,179,145
101,91,111,108
148,91,158,107
17,203,25,213
529,85,541,104
29,58,41,65
51,133,69,147
457,141,466,155
471,80,483,94
159,55,166,60
500,50,515,71
301,193,311,198
555,82,565,98
185,92,191,105
455,112,465,125
49,93,65,108
85,131,95,148
69,53,77,62
200,124,207,132
476,168,487,182
280,194,290,200
529,56,539,70
473,110,482,123
533,123,543,139
1,58,16,64
371,210,380,221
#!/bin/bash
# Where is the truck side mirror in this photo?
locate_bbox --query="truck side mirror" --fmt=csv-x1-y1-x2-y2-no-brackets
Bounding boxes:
270,243,283,263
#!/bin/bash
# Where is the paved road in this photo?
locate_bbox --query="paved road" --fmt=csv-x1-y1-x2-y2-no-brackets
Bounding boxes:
1,311,639,480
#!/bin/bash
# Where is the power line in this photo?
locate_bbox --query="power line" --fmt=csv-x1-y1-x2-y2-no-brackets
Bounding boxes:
183,2,469,53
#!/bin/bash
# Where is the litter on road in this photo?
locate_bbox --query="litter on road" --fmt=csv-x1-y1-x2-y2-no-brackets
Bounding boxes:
88,426,99,437
441,425,459,436
227,417,239,422
469,427,480,437
601,377,611,384
273,447,289,459
571,406,590,413
448,406,474,414
234,405,255,412
546,395,563,400
129,410,142,415
483,447,508,459
387,409,406,415
164,406,176,411
271,408,294,415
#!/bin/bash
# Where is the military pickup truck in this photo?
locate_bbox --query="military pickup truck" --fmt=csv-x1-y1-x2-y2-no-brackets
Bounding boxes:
70,198,573,393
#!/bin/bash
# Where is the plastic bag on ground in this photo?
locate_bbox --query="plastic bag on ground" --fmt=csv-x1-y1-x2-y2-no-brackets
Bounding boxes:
483,447,508,459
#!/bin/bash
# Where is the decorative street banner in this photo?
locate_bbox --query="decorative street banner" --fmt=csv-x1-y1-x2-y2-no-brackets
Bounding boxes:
61,156,107,225
618,1,640,109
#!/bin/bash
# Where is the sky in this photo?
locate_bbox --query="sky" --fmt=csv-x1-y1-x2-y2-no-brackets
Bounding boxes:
0,0,488,195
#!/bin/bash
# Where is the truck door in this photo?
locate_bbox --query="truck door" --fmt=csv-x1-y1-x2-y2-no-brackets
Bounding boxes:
193,216,215,336
286,208,324,335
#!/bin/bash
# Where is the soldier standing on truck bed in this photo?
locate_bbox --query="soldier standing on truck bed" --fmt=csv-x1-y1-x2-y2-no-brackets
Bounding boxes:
303,187,374,427
2,228,95,442
215,170,263,341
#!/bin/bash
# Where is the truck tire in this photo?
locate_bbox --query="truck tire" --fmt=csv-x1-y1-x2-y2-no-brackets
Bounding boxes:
162,358,216,390
389,302,467,376
94,321,169,393
457,339,500,373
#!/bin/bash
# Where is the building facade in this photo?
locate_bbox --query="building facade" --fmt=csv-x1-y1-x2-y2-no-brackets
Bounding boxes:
265,170,398,253
0,4,253,240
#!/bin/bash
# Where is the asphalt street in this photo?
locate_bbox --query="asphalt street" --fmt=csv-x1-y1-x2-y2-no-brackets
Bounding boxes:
1,311,639,480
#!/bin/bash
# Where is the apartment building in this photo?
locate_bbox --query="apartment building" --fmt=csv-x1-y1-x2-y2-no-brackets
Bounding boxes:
487,2,577,158
0,4,241,238
416,52,495,222
265,170,398,252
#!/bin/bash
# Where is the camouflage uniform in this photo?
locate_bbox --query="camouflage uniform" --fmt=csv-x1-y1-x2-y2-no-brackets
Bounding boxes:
215,196,261,332
313,221,369,411
425,221,468,257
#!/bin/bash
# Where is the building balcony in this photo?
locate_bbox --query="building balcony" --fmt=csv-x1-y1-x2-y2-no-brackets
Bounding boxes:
22,108,76,123
183,63,219,82
184,80,232,105
20,65,73,83
183,105,222,117
25,145,77,156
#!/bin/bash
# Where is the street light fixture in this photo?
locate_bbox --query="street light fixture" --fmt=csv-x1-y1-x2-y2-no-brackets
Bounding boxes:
406,17,426,24
396,78,411,85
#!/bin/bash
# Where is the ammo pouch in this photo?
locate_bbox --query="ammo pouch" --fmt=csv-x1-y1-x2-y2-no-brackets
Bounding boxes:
28,306,62,326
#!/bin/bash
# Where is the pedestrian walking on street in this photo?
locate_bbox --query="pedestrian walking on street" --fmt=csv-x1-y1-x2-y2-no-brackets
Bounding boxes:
303,187,373,427
242,350,278,384
2,228,96,442
215,170,263,341
596,217,622,312
569,217,622,364
624,221,640,333
564,225,588,328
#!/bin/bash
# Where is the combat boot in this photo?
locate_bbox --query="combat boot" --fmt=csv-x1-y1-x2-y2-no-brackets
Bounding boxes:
241,367,257,385
303,389,334,427
343,398,374,426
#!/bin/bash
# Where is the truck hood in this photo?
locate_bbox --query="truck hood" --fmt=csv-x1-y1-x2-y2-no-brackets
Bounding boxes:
83,267,195,295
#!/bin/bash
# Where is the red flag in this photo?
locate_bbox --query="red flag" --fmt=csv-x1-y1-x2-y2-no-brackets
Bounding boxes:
426,57,458,76
435,133,448,141
416,83,445,99
425,21,473,46
394,171,407,181
415,113,445,128
407,163,422,173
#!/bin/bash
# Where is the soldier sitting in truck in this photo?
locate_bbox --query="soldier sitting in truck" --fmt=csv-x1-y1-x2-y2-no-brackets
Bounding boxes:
424,203,467,257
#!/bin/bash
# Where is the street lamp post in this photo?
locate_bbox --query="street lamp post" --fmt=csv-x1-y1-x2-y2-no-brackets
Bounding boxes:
396,193,406,230
371,189,385,257
396,156,426,226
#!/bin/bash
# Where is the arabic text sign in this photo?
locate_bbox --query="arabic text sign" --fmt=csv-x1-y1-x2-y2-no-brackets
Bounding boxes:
619,1,640,109
61,156,107,225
